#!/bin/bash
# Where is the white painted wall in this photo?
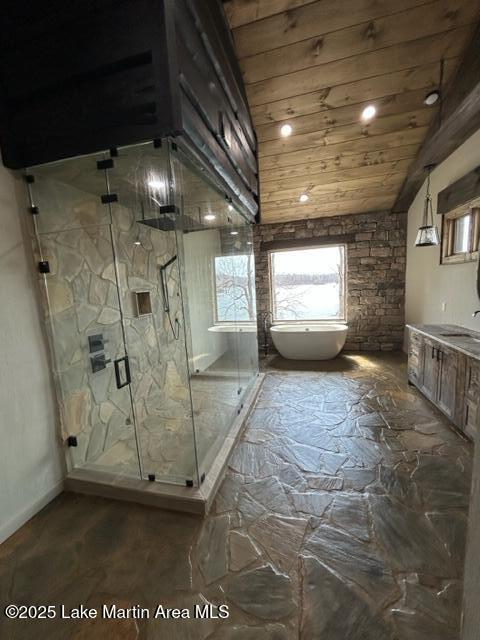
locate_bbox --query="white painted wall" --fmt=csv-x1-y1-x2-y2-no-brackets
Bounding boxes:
405,128,480,332
183,229,227,371
0,157,64,544
404,128,480,639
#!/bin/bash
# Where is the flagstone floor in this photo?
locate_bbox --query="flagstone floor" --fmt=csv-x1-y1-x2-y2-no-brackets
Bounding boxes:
0,352,472,639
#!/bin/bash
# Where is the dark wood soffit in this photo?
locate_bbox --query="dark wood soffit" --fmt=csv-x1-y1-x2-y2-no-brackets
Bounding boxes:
393,21,480,213
437,165,480,215
260,234,356,252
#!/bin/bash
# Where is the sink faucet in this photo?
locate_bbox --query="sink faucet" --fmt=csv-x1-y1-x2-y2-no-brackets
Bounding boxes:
473,311,480,317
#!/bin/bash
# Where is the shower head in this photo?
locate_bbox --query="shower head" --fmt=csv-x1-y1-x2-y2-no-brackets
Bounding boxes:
137,204,198,231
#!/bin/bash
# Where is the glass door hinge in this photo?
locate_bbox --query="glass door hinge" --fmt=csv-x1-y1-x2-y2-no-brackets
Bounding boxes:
100,193,118,204
38,260,50,273
96,158,114,170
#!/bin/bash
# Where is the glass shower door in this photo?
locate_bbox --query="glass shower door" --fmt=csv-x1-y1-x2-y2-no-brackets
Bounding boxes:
107,142,199,486
28,155,141,477
170,148,245,481
228,210,259,403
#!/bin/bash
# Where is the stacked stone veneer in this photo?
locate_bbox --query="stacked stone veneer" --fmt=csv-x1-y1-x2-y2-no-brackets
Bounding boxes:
254,211,407,352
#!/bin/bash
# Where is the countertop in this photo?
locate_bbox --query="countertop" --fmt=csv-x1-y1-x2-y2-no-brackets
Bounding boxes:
406,323,480,362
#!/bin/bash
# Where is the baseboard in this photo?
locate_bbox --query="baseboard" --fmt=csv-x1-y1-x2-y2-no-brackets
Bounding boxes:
0,479,64,545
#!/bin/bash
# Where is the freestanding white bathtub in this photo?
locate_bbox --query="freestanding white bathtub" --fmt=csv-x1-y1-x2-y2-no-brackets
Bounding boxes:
270,323,348,360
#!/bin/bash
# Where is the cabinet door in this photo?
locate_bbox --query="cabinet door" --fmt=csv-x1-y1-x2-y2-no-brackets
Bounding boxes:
464,360,480,439
408,330,424,385
437,347,458,420
421,338,439,401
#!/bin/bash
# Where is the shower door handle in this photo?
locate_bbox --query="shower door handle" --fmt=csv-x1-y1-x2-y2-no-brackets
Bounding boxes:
114,356,131,389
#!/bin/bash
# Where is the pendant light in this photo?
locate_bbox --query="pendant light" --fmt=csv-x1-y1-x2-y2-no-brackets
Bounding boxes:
415,164,440,247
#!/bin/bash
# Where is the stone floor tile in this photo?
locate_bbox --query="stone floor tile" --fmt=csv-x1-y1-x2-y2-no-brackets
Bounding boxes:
0,353,472,640
225,565,296,620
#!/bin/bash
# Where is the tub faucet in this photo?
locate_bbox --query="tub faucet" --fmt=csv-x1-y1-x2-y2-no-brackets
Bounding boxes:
260,311,273,356
473,310,480,317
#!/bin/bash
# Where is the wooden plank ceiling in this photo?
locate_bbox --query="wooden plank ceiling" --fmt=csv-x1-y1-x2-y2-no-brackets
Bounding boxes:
224,0,480,224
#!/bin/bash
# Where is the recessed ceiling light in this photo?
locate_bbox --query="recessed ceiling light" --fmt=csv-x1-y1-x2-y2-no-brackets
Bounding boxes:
361,105,377,121
280,123,293,137
424,90,440,106
228,204,234,212
148,179,163,190
134,240,141,246
204,214,216,221
299,193,309,203
247,241,252,245
230,231,239,236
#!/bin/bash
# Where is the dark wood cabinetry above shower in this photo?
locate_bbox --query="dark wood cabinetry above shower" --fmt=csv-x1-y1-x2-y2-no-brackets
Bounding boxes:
0,0,258,219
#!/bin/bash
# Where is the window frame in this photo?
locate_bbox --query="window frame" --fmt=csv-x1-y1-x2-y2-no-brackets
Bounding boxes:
212,253,256,325
268,243,347,324
441,204,480,265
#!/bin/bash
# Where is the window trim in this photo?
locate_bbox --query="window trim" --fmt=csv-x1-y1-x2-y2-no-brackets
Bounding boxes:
268,243,347,324
441,204,480,265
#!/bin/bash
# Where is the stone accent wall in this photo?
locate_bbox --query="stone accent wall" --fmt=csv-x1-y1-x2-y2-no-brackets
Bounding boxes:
254,211,407,353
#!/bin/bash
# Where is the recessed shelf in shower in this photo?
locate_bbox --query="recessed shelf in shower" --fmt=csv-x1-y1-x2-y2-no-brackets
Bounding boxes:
135,291,153,317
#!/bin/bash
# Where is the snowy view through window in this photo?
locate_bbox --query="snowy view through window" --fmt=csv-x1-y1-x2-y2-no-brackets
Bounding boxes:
215,254,256,322
270,246,345,321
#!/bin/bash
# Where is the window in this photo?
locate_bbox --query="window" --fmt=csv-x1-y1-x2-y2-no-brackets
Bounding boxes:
214,254,256,322
441,207,480,264
269,245,345,322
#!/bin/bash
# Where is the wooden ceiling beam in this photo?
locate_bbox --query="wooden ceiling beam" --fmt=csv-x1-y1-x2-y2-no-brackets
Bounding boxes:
238,0,478,84
393,22,480,212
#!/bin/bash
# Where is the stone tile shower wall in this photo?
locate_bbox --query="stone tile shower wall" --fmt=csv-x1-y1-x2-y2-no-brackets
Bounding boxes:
30,173,193,481
254,211,407,352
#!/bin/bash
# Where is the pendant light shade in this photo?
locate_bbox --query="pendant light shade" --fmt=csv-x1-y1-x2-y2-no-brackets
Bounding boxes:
415,164,440,247
415,225,440,247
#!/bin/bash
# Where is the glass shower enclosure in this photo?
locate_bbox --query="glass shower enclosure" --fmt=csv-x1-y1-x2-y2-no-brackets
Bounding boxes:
26,140,259,491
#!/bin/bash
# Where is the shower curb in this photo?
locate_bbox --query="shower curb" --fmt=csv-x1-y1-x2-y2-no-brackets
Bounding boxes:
65,374,265,516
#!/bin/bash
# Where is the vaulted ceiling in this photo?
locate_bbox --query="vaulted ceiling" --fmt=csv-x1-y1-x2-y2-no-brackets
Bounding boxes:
224,0,480,224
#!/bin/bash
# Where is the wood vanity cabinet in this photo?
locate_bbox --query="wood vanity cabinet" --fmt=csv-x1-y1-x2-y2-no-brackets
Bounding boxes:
420,337,438,402
407,330,423,386
419,338,459,421
436,345,459,421
408,327,471,435
464,359,480,439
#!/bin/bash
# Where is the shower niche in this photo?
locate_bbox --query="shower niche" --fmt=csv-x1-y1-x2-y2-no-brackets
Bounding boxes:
26,140,260,512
